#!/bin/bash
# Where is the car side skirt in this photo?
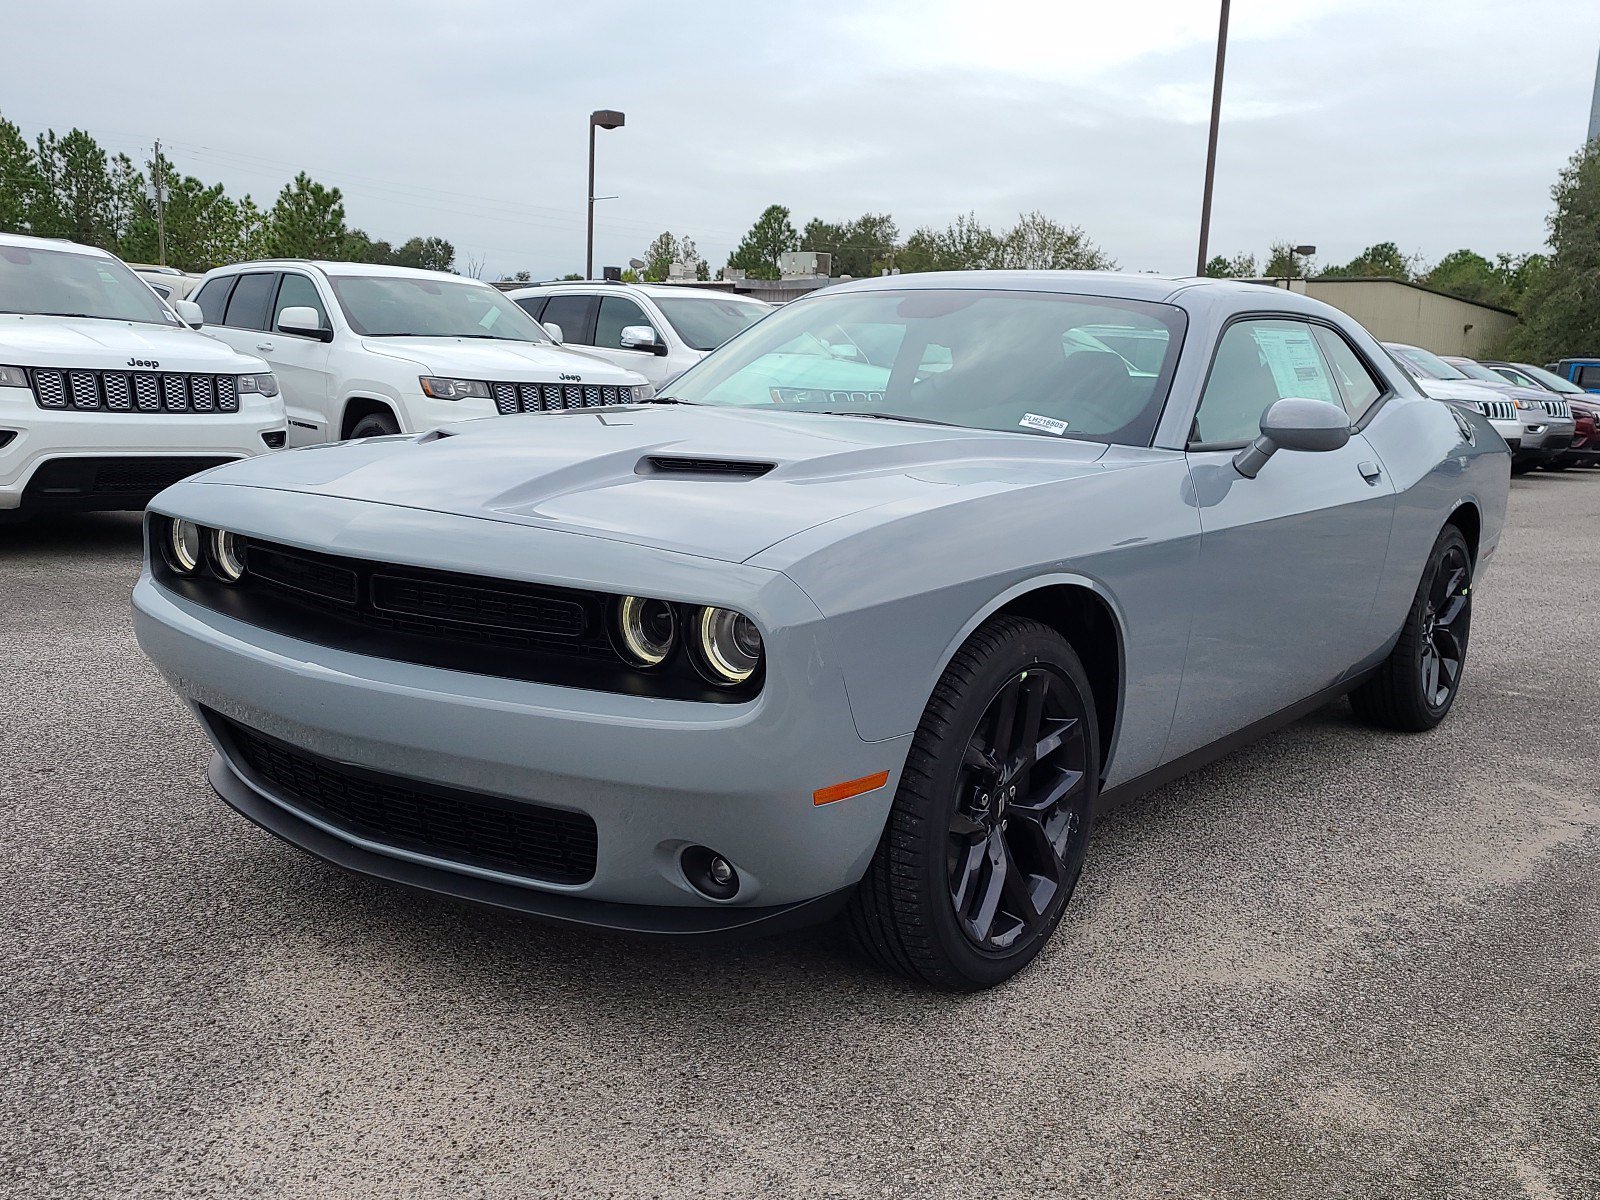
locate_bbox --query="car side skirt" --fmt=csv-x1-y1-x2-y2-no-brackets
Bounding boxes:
1096,667,1379,811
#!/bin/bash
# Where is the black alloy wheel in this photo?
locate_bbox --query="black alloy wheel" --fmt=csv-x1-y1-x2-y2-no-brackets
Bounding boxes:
1351,524,1473,732
948,667,1091,953
846,616,1100,990
1418,540,1472,710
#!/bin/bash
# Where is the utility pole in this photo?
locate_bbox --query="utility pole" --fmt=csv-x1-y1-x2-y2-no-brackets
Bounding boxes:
1195,0,1230,276
152,139,168,267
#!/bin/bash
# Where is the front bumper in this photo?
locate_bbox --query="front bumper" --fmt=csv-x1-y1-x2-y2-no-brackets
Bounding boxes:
131,506,907,924
1516,415,1576,455
0,391,286,511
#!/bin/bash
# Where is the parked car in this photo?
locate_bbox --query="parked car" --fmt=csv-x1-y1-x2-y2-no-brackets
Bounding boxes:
0,233,285,520
1551,358,1600,393
1440,355,1577,470
134,273,1507,990
509,281,772,387
1385,342,1571,471
189,262,653,445
130,265,205,304
1479,360,1600,468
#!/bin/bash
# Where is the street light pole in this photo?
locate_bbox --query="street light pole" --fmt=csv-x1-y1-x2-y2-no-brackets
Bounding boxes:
586,109,625,280
1195,0,1230,276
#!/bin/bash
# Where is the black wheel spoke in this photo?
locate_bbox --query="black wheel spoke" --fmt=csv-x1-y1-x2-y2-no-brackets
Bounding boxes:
949,812,987,845
949,839,986,913
966,833,1008,943
1011,766,1085,816
1034,715,1078,763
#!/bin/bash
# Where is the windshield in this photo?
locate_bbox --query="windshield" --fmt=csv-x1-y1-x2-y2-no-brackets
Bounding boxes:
1388,344,1467,381
330,274,553,341
1512,362,1585,395
1447,358,1509,384
664,288,1186,446
653,295,771,352
0,245,180,326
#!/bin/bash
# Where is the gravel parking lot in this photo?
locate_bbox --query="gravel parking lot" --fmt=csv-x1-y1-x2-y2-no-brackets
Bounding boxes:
2,473,1597,1199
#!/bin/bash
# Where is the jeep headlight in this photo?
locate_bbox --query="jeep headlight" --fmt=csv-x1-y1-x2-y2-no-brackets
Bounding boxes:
0,365,29,389
420,377,491,400
237,373,279,397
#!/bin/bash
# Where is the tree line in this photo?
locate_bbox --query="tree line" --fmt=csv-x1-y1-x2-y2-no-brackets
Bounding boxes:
717,205,1115,280
0,110,456,273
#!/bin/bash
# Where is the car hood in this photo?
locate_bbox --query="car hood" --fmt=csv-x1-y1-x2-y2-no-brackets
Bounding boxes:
359,336,647,385
0,314,269,372
201,405,1111,562
1412,378,1510,405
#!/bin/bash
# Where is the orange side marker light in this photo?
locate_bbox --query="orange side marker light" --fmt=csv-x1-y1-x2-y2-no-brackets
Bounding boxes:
813,770,890,806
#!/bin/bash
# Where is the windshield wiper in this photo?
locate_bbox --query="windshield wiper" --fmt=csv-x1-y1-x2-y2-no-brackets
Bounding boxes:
635,395,697,405
817,410,960,428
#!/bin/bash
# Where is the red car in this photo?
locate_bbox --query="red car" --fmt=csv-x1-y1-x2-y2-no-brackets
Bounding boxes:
1482,360,1600,468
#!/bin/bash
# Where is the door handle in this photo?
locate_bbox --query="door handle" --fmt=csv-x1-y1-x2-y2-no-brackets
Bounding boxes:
1358,460,1382,484
256,341,275,352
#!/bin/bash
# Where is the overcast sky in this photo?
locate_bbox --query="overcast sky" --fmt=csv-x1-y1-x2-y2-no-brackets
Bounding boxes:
8,0,1599,279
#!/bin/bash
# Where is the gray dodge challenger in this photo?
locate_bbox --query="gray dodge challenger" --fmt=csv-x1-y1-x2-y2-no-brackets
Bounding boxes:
133,272,1509,990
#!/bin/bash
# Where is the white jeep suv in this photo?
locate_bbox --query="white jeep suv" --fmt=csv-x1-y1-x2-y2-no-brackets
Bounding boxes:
0,233,286,520
509,282,771,388
191,262,652,445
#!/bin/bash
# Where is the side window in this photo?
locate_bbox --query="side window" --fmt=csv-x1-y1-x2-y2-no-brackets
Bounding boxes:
595,296,655,350
195,277,235,325
1192,319,1342,446
274,273,329,334
540,295,595,344
1576,365,1600,390
515,296,546,322
222,272,277,331
1311,326,1385,420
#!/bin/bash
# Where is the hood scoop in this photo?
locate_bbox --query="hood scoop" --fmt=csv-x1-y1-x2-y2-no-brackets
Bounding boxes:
637,454,776,480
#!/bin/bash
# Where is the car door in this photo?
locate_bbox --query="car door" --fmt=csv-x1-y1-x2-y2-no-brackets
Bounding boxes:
200,269,277,361
585,294,670,384
1166,316,1398,759
263,271,336,446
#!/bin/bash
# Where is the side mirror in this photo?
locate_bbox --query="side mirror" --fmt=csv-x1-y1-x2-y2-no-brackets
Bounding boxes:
1233,397,1352,478
619,324,667,355
173,299,204,329
278,306,332,342
543,321,564,344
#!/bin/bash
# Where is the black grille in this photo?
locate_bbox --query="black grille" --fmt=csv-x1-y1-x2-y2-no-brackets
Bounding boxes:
490,381,639,415
212,711,598,885
642,456,775,478
152,532,757,702
29,368,240,413
23,456,232,510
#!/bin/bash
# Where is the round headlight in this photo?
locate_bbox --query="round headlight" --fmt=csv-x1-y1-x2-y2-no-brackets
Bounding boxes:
211,529,246,582
693,606,763,686
614,595,678,667
164,518,203,574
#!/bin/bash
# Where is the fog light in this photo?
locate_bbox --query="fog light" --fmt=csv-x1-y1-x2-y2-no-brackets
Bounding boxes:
682,845,739,900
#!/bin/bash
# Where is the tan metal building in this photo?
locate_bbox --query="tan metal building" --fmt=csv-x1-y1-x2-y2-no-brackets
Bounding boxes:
1253,276,1518,357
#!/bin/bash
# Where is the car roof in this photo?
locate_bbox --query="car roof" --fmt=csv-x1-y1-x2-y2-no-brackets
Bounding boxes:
511,281,770,303
213,259,484,284
0,231,116,258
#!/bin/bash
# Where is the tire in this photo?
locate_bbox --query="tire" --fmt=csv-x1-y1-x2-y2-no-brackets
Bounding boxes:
1543,459,1571,472
1510,460,1535,475
1350,525,1473,732
348,411,400,439
845,616,1100,991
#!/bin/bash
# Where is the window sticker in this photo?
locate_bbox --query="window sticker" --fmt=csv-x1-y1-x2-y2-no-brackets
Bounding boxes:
1020,412,1069,435
1250,326,1336,404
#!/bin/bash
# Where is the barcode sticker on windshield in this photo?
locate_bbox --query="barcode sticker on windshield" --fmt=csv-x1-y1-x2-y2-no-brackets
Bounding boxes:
1020,412,1069,436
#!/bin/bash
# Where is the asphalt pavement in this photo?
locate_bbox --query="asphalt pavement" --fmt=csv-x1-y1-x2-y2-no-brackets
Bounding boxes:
2,472,1597,1199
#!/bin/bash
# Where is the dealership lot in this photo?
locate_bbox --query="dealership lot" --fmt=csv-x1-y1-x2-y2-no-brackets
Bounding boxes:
1,474,1597,1198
